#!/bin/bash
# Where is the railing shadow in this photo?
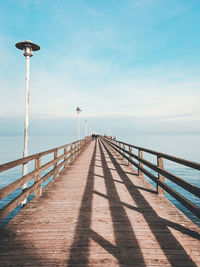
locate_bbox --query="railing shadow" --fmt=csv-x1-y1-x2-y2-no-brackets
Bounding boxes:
67,138,199,266
68,140,146,266
101,140,198,266
99,141,147,265
94,173,156,194
67,142,97,266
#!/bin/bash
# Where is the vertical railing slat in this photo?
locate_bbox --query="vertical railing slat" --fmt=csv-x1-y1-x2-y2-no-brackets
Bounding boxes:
64,147,68,168
70,144,73,162
129,146,132,167
123,144,126,158
34,157,42,197
157,156,165,196
54,150,58,179
138,150,144,177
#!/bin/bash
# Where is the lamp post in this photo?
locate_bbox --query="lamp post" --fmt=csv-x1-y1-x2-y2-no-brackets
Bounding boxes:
76,107,82,140
88,126,91,136
15,40,40,205
85,120,88,138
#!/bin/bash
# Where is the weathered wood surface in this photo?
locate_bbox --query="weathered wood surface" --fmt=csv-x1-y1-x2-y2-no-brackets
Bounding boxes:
104,138,200,219
118,141,200,171
0,139,200,266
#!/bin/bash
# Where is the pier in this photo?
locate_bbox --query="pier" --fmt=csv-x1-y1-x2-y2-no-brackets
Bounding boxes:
0,137,200,266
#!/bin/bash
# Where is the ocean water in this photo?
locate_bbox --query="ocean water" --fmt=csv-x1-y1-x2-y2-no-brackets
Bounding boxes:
0,135,75,227
0,134,199,227
118,133,200,227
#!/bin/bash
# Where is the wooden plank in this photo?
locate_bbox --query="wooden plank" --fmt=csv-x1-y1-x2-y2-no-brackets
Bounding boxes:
34,157,42,197
157,156,165,196
103,137,200,217
0,138,199,266
138,150,144,177
0,159,67,220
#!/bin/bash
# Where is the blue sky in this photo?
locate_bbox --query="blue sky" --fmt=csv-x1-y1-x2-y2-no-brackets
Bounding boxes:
0,0,200,135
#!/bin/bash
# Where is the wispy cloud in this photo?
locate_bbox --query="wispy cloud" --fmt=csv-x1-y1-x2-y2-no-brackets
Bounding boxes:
0,0,200,135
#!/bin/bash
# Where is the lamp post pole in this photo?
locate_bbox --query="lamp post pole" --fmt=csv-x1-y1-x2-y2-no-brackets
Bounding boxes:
85,120,88,138
76,107,82,141
15,40,40,205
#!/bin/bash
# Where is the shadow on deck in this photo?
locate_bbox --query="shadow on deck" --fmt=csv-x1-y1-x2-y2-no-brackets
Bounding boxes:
0,139,200,266
67,140,199,266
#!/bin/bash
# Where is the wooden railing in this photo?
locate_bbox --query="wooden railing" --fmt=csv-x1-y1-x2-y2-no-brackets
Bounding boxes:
0,137,91,221
102,137,200,220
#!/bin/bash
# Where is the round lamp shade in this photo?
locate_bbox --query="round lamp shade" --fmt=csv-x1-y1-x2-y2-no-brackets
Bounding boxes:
15,40,40,51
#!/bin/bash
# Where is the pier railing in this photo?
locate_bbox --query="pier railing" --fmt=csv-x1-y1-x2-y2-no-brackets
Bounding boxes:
0,137,91,221
103,137,200,220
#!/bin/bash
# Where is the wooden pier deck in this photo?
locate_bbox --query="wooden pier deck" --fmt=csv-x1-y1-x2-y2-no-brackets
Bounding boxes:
0,139,200,266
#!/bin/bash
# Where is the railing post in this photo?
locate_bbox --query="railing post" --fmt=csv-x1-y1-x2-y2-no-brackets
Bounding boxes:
64,147,68,168
118,142,120,156
76,141,79,156
114,139,117,152
129,146,132,167
79,140,81,153
70,144,73,161
74,142,77,156
138,150,144,177
77,141,79,155
54,150,58,179
157,156,165,196
75,142,77,156
121,143,123,158
34,157,42,197
123,144,126,158
119,143,122,158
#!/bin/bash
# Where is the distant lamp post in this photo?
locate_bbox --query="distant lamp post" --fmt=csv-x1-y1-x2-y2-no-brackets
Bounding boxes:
76,107,82,140
88,126,91,136
85,120,88,138
15,40,40,205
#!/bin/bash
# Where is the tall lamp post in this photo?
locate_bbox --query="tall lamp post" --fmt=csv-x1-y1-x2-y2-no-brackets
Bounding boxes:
15,40,40,205
88,125,91,136
76,107,82,140
85,120,88,138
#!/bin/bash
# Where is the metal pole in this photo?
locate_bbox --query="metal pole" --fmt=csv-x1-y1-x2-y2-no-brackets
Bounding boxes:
85,120,88,138
77,111,80,141
21,55,30,205
15,40,40,206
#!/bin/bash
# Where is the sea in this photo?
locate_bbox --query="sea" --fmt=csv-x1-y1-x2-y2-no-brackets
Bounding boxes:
0,134,199,228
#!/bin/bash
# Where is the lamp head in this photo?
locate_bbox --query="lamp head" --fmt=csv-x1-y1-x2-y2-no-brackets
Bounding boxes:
76,107,82,113
15,40,40,57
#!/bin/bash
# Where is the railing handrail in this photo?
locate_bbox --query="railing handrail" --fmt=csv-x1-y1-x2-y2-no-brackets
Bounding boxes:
0,137,92,222
102,137,200,220
0,138,86,173
117,140,200,171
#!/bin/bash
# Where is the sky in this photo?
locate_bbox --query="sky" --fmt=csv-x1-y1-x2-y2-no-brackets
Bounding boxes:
0,0,200,136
